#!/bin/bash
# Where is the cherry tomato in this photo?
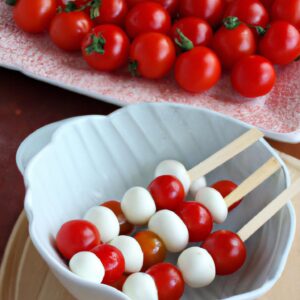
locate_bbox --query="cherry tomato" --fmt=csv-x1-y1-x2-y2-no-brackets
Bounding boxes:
101,200,134,235
82,25,130,71
171,17,213,51
259,21,300,65
49,12,92,51
56,220,100,260
134,231,167,270
94,0,128,25
175,46,221,93
202,230,247,275
212,20,256,69
92,244,125,284
125,2,171,39
129,32,176,79
260,0,274,10
176,201,213,242
146,263,184,300
148,175,185,211
13,0,57,33
231,55,276,98
211,180,242,211
108,274,128,290
57,0,89,8
272,0,300,30
224,0,269,28
126,0,179,16
179,0,225,27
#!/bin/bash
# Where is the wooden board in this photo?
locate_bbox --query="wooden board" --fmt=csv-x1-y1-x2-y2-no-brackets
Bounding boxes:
1,152,300,300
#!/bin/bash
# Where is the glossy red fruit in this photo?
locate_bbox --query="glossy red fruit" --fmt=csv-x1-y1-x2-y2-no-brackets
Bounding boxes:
176,201,213,242
92,244,125,284
146,263,184,300
108,274,128,290
56,220,100,260
202,230,247,275
148,175,185,211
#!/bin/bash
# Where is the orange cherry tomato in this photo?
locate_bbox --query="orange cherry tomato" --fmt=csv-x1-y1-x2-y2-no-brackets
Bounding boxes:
101,200,135,235
134,231,167,271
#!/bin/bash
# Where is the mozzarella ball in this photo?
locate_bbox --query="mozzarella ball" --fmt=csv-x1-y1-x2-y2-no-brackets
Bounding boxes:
123,273,158,300
189,176,207,199
121,187,156,225
148,210,189,253
155,160,190,194
110,236,143,273
195,187,228,224
84,206,120,243
69,251,105,283
178,247,216,288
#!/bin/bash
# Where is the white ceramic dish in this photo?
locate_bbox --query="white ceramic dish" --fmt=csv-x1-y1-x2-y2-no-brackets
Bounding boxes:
22,103,295,300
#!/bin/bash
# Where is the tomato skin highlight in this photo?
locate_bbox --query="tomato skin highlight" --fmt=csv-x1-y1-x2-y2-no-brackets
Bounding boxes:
92,244,125,284
213,23,256,69
56,220,101,260
231,55,276,98
134,231,167,271
176,201,213,242
175,46,221,93
148,175,185,211
13,0,57,33
82,25,130,72
129,32,176,79
146,262,185,300
202,230,247,275
259,21,300,65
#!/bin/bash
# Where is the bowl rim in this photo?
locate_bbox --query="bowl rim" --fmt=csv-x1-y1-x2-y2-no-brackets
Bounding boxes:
22,102,296,300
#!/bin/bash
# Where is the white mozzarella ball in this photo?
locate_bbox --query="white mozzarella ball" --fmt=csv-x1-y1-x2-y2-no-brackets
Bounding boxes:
121,187,156,225
195,187,228,224
123,273,158,300
69,252,105,283
189,176,207,199
155,160,190,194
148,210,189,253
84,206,120,243
110,236,143,273
178,247,216,288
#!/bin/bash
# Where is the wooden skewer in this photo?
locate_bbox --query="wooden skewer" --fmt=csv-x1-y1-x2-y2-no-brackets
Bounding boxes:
238,177,300,242
224,157,281,208
188,128,264,182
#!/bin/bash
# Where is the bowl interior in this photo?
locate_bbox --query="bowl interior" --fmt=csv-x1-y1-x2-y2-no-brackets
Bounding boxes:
25,103,292,300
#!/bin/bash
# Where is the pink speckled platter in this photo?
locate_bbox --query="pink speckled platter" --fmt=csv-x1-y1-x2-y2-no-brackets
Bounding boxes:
0,3,299,142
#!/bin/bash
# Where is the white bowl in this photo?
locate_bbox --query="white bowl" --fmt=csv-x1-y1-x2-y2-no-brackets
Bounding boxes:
23,103,295,300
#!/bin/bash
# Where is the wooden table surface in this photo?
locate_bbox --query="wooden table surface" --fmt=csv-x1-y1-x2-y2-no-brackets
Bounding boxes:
0,67,299,263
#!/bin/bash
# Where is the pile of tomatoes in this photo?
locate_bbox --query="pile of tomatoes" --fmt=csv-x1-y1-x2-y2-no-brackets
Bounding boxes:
9,0,300,96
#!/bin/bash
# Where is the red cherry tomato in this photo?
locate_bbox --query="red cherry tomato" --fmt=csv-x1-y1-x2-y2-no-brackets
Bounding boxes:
125,2,171,39
49,12,92,51
57,0,89,8
108,274,128,290
101,200,134,235
82,25,130,71
212,20,256,69
13,0,57,33
179,0,225,27
211,180,242,211
92,244,125,284
176,201,213,242
171,17,213,50
259,21,300,65
202,230,247,275
56,220,100,260
224,0,269,27
231,55,276,98
146,263,184,300
129,32,176,79
175,46,221,93
148,175,185,211
260,0,274,10
134,231,167,270
272,0,300,30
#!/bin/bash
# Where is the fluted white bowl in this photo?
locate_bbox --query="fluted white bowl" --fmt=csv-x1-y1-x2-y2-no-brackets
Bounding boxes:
23,103,295,300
